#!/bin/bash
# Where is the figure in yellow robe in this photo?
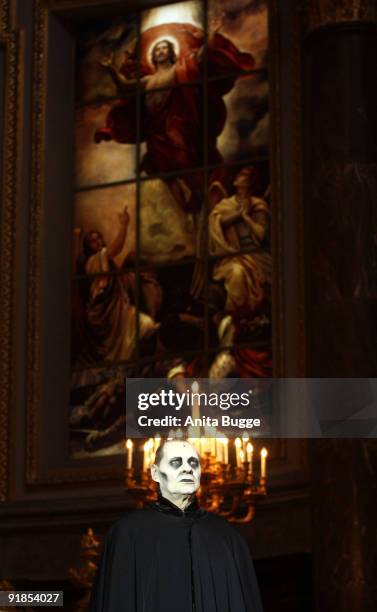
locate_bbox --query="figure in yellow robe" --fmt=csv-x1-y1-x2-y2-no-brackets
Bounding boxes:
209,168,272,314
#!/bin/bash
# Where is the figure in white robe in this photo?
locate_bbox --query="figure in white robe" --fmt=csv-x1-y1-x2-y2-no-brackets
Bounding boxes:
73,206,157,365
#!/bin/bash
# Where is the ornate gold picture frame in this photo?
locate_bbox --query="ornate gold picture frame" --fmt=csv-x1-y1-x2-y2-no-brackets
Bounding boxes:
26,0,303,490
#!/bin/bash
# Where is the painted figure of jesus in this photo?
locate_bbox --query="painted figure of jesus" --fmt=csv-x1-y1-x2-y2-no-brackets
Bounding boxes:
95,23,255,211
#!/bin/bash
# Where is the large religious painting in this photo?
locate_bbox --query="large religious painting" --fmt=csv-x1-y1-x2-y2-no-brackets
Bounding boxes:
70,0,272,458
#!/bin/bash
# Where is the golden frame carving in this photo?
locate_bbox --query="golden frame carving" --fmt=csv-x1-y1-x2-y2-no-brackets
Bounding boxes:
0,0,10,32
27,0,304,488
0,3,20,501
26,0,47,486
301,0,377,32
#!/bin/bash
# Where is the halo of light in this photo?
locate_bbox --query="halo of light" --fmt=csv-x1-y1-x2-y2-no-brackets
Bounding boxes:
141,1,202,32
147,36,181,69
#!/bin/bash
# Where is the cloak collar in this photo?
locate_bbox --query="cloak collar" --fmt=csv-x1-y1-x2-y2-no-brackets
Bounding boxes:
151,494,206,518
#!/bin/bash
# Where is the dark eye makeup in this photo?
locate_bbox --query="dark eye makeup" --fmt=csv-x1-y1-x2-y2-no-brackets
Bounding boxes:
169,456,199,469
169,458,183,467
189,457,200,468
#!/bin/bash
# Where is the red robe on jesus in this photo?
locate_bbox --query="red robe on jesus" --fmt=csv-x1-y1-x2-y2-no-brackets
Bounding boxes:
95,25,255,195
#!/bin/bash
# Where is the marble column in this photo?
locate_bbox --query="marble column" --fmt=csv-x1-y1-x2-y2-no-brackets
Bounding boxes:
302,0,377,376
302,2,377,611
309,439,377,611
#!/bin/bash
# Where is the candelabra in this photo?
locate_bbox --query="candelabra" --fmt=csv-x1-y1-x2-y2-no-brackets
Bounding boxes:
124,434,268,523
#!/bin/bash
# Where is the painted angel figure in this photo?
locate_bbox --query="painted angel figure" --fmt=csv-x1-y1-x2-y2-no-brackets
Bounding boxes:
207,167,273,378
209,167,272,314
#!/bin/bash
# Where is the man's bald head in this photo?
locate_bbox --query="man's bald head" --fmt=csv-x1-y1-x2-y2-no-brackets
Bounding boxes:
151,440,201,499
154,439,192,465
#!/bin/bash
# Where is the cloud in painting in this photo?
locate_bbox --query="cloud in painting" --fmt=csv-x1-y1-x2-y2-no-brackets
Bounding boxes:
209,0,268,68
217,75,269,160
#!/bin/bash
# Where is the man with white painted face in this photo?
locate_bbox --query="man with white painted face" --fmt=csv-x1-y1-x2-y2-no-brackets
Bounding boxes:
88,440,264,612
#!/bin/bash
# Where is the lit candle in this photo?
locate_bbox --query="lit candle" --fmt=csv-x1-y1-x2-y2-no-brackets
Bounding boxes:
246,442,253,466
210,430,216,457
191,380,201,438
239,449,245,463
203,427,213,455
126,439,133,469
143,440,150,472
215,436,223,462
154,434,161,453
204,427,210,448
235,438,242,468
191,381,200,419
260,447,268,478
242,433,249,454
148,438,155,465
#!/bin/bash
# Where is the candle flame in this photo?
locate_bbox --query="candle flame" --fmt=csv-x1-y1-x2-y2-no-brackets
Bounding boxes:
235,437,242,448
126,439,133,449
246,442,253,453
261,448,268,458
191,380,199,393
144,439,153,451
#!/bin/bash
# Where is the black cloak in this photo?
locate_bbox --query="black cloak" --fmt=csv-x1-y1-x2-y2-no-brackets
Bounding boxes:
88,495,264,612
